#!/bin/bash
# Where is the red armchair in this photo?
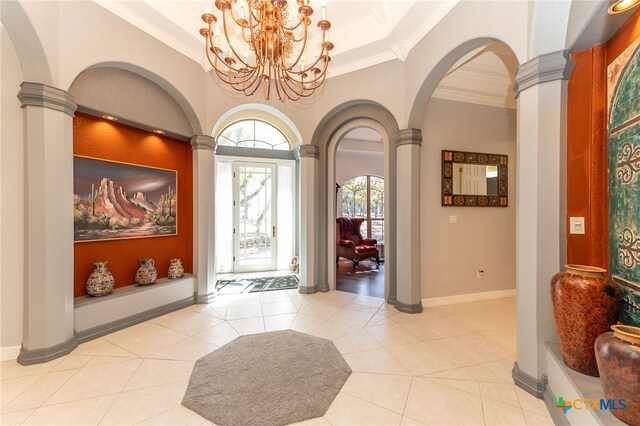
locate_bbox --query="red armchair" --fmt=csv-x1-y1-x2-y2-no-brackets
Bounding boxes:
336,217,380,268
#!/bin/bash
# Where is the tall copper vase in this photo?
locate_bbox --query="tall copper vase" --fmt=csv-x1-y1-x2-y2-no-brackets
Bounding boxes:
551,264,620,376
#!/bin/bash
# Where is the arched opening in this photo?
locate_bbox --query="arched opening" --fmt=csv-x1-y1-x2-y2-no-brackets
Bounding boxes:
213,108,301,290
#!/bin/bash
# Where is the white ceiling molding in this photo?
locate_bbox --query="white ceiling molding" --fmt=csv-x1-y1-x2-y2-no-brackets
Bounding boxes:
432,85,516,110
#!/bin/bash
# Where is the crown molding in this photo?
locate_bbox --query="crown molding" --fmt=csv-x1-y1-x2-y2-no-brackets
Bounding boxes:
432,85,516,110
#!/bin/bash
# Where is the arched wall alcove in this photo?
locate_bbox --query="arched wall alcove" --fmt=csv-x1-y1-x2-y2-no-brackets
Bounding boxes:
311,101,399,302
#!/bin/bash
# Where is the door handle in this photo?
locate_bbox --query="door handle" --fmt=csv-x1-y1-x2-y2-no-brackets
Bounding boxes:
272,226,276,237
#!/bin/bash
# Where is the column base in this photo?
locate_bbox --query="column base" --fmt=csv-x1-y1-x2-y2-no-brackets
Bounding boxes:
387,295,397,305
394,300,423,313
512,361,546,398
196,291,216,304
316,283,330,293
298,286,317,295
18,335,78,366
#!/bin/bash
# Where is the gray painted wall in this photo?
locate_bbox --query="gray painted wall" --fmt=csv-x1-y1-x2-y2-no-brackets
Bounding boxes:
419,98,517,299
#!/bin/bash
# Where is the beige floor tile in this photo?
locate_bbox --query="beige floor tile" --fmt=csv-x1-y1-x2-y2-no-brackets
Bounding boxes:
398,316,469,338
261,301,298,316
522,409,554,425
192,322,240,347
331,308,375,328
136,404,207,425
343,301,380,314
400,416,428,425
1,359,61,380
341,372,412,413
45,358,141,405
227,317,265,335
482,398,527,425
425,377,480,395
99,381,188,425
185,304,223,319
298,302,342,320
0,408,36,425
332,329,382,354
289,415,331,425
342,348,410,375
263,313,297,331
123,359,194,391
324,392,402,425
457,364,514,384
479,382,520,407
404,377,484,426
366,323,420,347
2,369,77,413
71,338,138,358
224,304,264,320
84,356,139,368
149,337,217,361
49,355,92,372
367,314,399,327
309,320,359,341
152,311,224,335
102,322,188,358
259,290,292,304
482,358,518,383
515,388,550,416
290,313,327,334
1,375,43,409
398,320,439,341
386,342,456,376
313,291,357,307
351,294,384,308
423,367,474,381
22,394,117,425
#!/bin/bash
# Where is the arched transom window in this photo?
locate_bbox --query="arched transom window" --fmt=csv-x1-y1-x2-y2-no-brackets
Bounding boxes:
217,119,291,151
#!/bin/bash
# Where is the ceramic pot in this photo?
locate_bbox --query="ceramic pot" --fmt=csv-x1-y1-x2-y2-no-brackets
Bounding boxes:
135,258,157,285
289,256,299,274
167,258,184,279
550,264,620,376
595,325,640,426
86,261,115,296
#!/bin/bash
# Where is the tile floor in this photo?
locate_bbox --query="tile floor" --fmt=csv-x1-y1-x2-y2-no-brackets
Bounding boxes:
0,291,554,425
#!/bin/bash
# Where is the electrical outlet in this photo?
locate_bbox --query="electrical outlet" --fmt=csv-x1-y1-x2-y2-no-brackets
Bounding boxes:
477,267,484,279
449,215,458,224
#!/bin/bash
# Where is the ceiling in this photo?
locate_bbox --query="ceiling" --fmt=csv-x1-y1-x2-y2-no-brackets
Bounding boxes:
94,0,517,109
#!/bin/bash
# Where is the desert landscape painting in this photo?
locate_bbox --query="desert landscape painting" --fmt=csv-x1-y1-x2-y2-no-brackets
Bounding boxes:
74,156,177,242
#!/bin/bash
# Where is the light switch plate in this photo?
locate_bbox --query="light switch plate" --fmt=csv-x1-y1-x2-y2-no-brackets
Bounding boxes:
570,217,585,235
449,215,458,224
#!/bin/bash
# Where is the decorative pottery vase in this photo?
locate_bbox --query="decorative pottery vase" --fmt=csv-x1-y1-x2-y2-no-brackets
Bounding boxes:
86,261,115,297
550,264,620,376
167,258,184,279
595,325,640,426
289,256,299,274
135,258,157,285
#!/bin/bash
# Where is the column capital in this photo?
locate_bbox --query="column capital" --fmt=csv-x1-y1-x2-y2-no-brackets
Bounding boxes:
298,144,320,159
190,135,216,151
17,82,77,117
513,50,575,95
395,128,422,147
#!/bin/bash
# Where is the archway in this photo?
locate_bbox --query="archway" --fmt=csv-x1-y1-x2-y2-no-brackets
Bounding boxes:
311,101,399,303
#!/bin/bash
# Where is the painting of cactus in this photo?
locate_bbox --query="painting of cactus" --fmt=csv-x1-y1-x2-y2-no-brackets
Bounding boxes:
74,156,177,242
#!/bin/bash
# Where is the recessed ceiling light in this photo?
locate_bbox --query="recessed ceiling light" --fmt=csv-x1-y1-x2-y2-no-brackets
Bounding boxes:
608,0,640,14
102,114,118,121
153,129,166,135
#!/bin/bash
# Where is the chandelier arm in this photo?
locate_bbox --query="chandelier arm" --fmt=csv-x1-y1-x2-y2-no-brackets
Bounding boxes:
285,20,309,42
295,47,328,74
220,12,252,68
284,58,329,85
281,77,306,101
286,24,309,69
205,29,255,75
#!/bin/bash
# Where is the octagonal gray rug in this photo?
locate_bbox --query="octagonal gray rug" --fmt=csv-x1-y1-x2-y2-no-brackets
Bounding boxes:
182,330,352,426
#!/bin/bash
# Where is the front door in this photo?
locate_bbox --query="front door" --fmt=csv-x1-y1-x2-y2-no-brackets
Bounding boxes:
234,162,277,272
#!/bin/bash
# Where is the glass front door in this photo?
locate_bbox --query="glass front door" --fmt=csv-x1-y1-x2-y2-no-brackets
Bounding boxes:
234,162,277,271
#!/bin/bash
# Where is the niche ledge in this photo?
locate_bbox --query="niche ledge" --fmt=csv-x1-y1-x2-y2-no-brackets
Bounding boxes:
74,274,196,343
544,342,627,426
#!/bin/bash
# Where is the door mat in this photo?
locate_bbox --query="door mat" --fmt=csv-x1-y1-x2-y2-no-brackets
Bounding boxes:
215,275,299,295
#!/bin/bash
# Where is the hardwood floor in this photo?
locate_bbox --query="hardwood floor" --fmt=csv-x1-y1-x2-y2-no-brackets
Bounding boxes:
335,258,385,298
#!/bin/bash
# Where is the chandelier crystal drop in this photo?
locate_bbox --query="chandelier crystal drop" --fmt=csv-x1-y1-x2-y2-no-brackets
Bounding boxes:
199,0,334,101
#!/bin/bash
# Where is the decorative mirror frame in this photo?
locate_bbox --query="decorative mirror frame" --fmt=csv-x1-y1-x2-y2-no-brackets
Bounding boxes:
441,150,508,207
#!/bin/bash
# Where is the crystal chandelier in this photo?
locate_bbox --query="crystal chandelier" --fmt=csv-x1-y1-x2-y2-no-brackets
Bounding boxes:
199,0,334,101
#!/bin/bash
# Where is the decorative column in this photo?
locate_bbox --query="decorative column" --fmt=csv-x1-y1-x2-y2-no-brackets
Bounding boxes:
17,82,77,365
512,50,574,397
395,129,423,313
191,135,216,304
299,144,319,294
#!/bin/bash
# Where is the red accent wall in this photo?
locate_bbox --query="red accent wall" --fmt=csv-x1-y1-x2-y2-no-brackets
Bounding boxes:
73,112,193,297
567,9,640,269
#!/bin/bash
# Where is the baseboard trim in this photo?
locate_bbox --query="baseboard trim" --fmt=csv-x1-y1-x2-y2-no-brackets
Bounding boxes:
196,292,215,304
512,361,547,399
18,336,78,366
298,286,317,294
1,345,22,361
75,296,195,344
394,300,423,313
387,295,397,305
543,384,570,426
422,288,516,307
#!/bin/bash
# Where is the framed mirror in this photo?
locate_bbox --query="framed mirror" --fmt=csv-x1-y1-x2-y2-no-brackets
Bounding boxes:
442,150,508,207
